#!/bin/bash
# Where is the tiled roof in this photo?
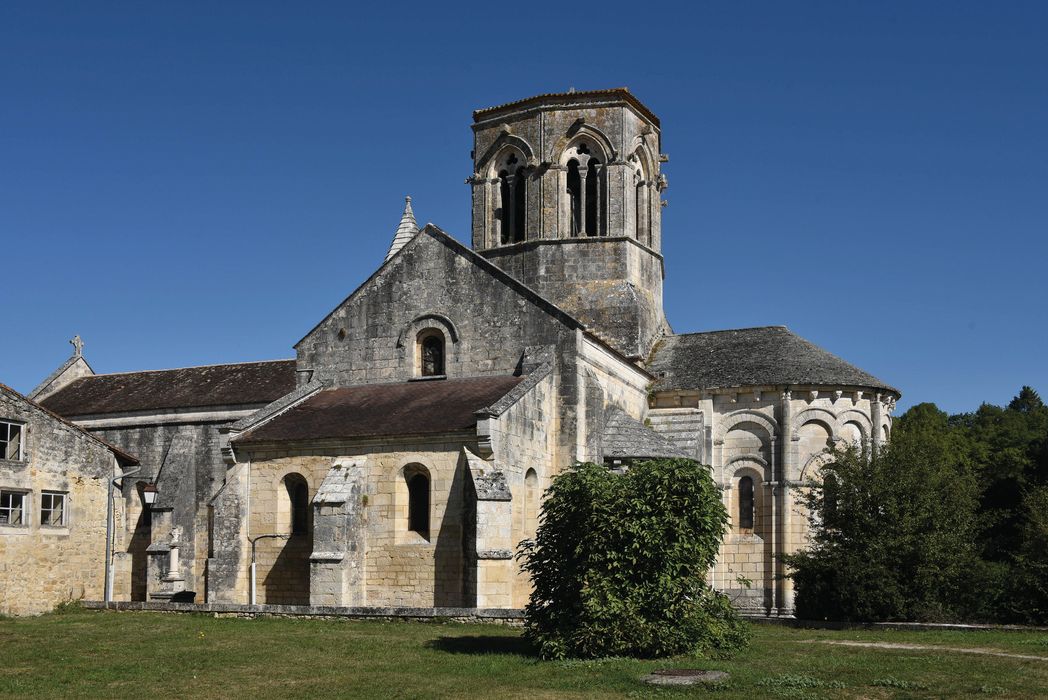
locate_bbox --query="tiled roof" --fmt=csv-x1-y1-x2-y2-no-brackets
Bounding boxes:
234,375,525,444
648,326,898,395
473,88,660,127
39,360,297,416
602,406,688,460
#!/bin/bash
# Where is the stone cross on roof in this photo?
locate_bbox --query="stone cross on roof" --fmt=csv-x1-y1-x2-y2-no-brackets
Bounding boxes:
70,335,83,357
384,196,420,262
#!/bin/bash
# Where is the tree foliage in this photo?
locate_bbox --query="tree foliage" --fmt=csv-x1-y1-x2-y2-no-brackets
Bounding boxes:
518,459,749,659
784,429,983,621
787,386,1048,623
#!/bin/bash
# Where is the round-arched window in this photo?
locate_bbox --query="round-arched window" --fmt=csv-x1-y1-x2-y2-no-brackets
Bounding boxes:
738,475,755,530
417,330,446,377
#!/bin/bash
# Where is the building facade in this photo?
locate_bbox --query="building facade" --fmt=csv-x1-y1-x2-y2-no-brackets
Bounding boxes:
0,381,137,615
29,89,899,615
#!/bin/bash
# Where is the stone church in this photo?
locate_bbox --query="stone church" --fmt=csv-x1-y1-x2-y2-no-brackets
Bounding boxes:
30,89,898,616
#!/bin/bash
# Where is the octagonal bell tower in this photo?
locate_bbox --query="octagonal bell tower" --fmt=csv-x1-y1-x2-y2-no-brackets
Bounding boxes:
469,88,669,361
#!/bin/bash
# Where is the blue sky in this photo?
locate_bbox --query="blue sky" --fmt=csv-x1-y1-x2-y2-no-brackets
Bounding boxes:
2,2,1045,414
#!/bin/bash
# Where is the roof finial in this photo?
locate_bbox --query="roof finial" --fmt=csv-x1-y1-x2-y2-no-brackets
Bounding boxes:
384,195,420,262
70,335,83,357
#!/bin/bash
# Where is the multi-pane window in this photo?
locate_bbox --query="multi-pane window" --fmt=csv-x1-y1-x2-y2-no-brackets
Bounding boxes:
41,491,66,527
1,421,24,461
0,490,27,526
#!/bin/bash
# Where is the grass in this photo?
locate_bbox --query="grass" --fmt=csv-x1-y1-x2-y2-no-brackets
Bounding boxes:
1,609,1047,698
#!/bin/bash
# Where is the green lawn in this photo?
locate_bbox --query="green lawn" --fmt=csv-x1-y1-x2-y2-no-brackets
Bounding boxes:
1,609,1047,698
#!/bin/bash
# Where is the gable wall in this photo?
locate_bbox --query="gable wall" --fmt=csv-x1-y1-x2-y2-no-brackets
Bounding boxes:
0,391,118,615
296,233,579,387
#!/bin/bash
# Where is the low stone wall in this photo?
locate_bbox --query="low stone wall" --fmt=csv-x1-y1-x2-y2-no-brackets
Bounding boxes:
82,600,523,624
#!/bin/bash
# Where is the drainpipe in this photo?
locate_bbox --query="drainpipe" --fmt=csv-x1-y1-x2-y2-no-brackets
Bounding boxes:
249,534,289,605
105,465,141,604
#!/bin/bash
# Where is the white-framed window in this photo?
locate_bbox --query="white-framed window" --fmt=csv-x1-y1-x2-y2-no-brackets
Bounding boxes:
0,489,28,526
40,491,67,527
1,421,24,461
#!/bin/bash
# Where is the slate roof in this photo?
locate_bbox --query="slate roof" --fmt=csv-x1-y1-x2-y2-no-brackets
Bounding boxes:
40,360,298,416
647,326,898,395
234,375,525,444
602,406,689,460
473,87,660,127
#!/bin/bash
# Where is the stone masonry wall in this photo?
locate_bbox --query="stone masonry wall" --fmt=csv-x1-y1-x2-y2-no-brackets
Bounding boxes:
649,384,893,615
485,373,558,606
90,420,232,602
0,390,120,615
296,230,578,389
238,437,478,608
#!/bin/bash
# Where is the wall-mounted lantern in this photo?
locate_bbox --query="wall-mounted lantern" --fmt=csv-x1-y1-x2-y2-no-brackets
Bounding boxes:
140,482,158,508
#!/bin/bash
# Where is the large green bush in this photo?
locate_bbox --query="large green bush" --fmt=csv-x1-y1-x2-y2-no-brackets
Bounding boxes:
517,459,748,659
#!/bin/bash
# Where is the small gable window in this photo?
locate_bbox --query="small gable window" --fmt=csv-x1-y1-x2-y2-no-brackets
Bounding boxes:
738,476,755,530
418,330,446,377
407,468,430,539
1,421,24,461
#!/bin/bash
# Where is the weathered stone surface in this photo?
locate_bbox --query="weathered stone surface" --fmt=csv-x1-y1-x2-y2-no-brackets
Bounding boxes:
0,384,136,615
15,88,901,621
642,670,730,686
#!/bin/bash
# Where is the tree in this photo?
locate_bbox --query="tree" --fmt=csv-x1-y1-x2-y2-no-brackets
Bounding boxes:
1007,485,1048,622
960,388,1048,568
517,459,748,659
784,422,984,622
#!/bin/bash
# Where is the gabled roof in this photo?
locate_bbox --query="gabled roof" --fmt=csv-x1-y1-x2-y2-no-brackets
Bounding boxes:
28,353,94,400
473,88,660,128
647,326,899,395
602,406,688,460
234,375,525,444
39,360,297,416
294,224,585,349
0,383,139,465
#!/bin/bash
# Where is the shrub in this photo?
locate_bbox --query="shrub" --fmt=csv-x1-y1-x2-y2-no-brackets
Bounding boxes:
517,459,748,659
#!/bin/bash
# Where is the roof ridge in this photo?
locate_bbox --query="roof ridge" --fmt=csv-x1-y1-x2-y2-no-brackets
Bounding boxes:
80,358,296,378
321,374,523,392
473,87,660,127
670,325,790,337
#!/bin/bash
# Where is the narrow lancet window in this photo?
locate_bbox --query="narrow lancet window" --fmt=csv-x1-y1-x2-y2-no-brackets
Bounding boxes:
823,472,839,520
563,141,604,237
567,159,582,236
407,471,430,539
497,153,526,244
739,476,755,530
283,474,309,536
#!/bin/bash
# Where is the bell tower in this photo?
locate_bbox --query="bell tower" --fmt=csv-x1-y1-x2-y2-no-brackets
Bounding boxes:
469,88,669,361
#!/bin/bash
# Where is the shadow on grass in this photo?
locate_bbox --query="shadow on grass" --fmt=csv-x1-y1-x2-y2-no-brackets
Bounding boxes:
427,635,537,657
